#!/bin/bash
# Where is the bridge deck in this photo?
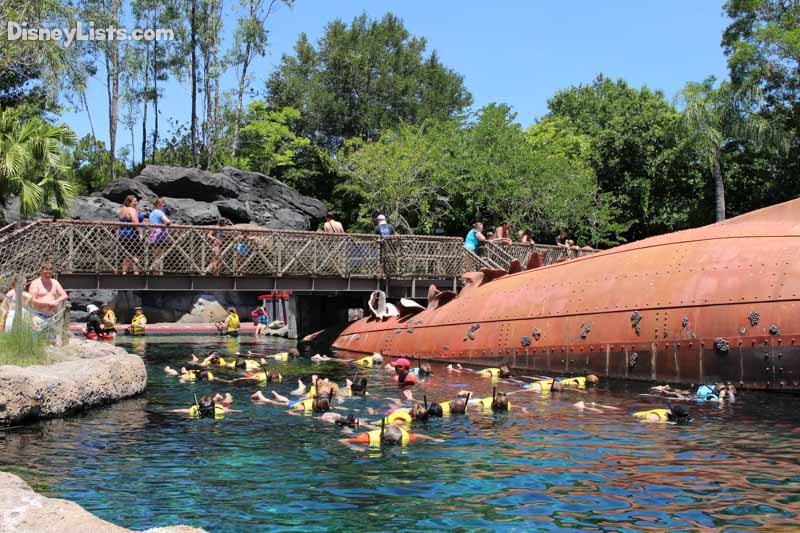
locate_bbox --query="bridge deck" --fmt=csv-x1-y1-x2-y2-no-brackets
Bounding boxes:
0,220,593,294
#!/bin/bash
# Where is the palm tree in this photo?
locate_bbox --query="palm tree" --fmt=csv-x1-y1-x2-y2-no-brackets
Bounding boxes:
0,108,77,218
677,78,780,221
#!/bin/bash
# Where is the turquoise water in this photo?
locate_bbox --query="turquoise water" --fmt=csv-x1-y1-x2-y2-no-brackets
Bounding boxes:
1,336,799,531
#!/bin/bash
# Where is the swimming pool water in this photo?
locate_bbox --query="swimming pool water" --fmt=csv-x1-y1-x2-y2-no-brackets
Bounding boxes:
1,337,799,531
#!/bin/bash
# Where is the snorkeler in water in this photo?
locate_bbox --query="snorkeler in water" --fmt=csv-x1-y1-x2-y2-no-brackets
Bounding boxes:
164,366,217,383
427,394,471,417
572,401,620,413
373,402,429,426
166,395,240,419
632,404,691,423
340,424,442,448
251,390,332,414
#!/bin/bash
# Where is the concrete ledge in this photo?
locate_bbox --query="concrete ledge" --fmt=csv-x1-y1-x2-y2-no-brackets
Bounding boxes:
0,339,147,426
0,472,205,532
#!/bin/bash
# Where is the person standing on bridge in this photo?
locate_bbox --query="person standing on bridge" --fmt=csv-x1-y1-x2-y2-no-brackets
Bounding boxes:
463,222,487,253
118,195,143,275
323,213,345,233
374,214,395,236
148,198,173,275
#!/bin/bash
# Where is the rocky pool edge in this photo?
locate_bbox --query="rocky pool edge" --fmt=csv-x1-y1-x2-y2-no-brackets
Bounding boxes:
0,337,147,426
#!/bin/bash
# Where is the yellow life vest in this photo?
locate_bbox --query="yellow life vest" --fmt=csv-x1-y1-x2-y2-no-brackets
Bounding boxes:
103,309,116,326
293,398,316,411
383,408,412,425
309,385,317,398
365,428,411,447
254,371,281,385
182,370,214,382
476,396,512,411
560,376,586,389
226,313,240,333
189,404,225,419
526,380,553,392
355,356,374,367
440,400,452,415
272,352,289,361
243,359,261,371
633,408,669,421
478,368,500,378
131,313,146,335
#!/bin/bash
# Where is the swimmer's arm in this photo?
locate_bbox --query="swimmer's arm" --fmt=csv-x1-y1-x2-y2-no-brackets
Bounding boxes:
413,434,444,443
165,408,192,414
222,408,241,413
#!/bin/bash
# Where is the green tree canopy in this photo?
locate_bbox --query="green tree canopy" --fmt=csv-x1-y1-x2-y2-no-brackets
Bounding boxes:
233,102,310,178
266,12,472,151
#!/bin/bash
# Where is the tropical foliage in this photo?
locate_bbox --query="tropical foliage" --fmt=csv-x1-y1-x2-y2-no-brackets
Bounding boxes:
0,5,797,247
0,108,76,217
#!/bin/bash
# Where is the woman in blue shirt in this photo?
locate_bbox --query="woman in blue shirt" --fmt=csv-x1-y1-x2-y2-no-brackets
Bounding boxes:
464,222,487,252
148,198,173,274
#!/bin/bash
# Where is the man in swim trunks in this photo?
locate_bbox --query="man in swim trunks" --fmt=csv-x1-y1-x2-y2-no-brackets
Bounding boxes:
28,262,68,317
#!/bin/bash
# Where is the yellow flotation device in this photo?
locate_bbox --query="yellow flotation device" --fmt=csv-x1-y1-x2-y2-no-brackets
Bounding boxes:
633,408,669,422
560,376,586,389
365,428,411,446
355,356,374,367
242,359,261,371
182,370,214,382
476,396,512,411
478,367,501,378
189,404,225,419
271,352,289,361
103,309,116,327
293,398,316,412
130,313,147,335
525,379,553,392
254,371,281,385
382,408,412,425
440,400,453,414
226,313,240,333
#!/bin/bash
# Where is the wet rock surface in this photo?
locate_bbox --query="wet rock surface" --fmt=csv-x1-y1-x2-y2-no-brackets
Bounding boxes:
0,338,147,426
0,472,205,533
2,165,326,231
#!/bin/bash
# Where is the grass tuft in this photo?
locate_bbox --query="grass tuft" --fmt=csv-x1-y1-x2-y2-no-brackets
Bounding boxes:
0,313,49,367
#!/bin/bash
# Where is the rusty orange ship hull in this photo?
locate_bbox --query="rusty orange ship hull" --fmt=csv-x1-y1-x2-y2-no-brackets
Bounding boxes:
332,198,800,390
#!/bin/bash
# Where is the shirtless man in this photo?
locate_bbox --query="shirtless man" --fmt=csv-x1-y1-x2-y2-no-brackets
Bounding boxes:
27,262,68,316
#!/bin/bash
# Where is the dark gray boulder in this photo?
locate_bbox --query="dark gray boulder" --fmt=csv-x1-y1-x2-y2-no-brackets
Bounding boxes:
158,197,220,225
93,178,156,203
138,166,240,201
85,165,327,231
215,198,251,223
69,197,121,221
265,208,308,230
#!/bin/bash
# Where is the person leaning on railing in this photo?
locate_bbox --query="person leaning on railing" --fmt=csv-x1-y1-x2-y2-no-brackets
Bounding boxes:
148,198,173,275
118,194,144,275
464,222,487,253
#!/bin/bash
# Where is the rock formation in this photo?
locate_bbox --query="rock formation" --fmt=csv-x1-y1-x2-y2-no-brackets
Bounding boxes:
0,472,205,532
0,338,147,426
1,165,327,231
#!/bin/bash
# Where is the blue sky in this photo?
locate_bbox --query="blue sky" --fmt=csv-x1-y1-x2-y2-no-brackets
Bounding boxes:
62,0,731,161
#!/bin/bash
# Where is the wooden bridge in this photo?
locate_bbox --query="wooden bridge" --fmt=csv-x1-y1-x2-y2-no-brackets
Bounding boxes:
0,220,593,298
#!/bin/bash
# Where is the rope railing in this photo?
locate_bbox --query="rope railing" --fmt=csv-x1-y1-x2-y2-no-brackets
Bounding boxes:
0,220,599,284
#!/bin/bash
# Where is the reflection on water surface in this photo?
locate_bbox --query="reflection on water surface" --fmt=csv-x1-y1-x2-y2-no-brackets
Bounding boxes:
1,336,798,531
